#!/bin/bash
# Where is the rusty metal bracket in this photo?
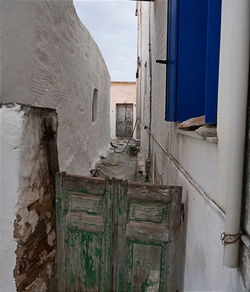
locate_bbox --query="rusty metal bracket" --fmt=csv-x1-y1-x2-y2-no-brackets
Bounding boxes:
156,59,168,65
220,232,242,245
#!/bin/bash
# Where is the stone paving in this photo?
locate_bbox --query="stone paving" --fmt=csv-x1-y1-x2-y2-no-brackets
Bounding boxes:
93,139,145,183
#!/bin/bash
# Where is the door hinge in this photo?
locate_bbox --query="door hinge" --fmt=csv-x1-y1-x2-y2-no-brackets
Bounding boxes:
156,59,168,65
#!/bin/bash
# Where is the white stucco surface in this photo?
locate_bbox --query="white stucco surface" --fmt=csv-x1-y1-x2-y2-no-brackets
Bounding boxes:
137,0,250,290
1,0,110,176
110,82,136,139
0,104,58,291
0,105,24,292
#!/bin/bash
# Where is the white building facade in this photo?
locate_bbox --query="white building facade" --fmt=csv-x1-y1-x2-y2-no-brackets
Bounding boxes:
0,1,110,290
136,0,250,291
1,0,111,176
110,82,136,139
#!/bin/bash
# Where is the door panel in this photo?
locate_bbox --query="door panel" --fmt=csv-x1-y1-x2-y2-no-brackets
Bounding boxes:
131,244,161,291
116,182,182,292
68,230,103,292
56,174,182,292
56,174,112,292
116,104,133,137
124,104,133,136
116,105,126,137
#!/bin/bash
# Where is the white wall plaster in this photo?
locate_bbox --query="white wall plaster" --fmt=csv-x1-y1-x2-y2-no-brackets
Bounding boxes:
1,0,110,176
0,105,24,292
137,0,250,290
14,105,58,291
0,104,58,291
48,231,56,247
110,82,136,139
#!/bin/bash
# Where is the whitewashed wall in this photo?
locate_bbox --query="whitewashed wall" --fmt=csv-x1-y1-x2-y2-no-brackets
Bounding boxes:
110,82,136,139
0,105,23,292
1,0,110,176
137,0,250,291
0,104,58,292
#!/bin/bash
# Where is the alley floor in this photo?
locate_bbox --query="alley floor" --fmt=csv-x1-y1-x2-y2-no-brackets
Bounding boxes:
93,139,145,183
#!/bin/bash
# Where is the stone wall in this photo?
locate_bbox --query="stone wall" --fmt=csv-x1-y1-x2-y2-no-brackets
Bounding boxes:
0,104,58,292
1,0,111,175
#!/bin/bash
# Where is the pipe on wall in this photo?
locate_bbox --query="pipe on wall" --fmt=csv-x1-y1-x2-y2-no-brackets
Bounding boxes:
148,1,153,158
145,1,153,182
222,0,250,268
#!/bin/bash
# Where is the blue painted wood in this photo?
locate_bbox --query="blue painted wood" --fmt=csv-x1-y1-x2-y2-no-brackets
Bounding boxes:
176,0,208,122
166,0,222,123
205,0,222,124
166,0,179,121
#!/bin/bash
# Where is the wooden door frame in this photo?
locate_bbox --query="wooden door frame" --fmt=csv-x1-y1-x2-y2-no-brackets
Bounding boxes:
116,103,134,138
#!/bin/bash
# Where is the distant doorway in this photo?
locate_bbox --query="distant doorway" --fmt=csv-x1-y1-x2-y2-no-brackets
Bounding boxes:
116,103,133,137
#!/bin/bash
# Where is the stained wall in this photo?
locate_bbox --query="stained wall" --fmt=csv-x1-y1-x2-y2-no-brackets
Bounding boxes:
0,104,58,292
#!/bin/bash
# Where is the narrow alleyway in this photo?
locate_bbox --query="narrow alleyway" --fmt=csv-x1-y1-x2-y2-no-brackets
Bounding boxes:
93,139,145,183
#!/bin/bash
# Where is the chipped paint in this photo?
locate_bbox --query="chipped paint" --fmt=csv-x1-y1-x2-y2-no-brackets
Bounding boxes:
57,174,181,291
1,105,58,292
48,230,56,247
0,104,58,291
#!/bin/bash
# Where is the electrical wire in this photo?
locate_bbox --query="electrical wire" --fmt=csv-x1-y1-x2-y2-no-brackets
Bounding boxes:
112,118,139,154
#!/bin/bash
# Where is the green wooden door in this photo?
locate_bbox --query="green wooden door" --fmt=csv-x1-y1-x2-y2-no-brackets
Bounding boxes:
116,182,182,292
56,173,182,292
56,174,112,292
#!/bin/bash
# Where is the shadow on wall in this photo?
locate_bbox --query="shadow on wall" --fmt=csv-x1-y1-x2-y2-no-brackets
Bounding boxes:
178,189,188,292
1,0,111,176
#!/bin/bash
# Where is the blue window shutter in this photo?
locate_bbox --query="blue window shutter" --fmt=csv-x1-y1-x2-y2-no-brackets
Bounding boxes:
176,0,208,122
166,0,222,123
166,0,179,121
205,0,222,124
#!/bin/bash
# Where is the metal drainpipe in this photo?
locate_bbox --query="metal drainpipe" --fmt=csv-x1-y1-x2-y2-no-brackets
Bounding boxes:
222,0,250,268
223,78,249,267
146,2,153,181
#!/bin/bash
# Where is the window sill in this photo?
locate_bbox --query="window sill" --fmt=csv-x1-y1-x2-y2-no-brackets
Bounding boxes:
176,129,218,144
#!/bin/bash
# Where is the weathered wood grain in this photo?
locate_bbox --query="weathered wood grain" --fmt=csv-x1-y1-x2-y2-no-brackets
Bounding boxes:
66,213,104,233
69,193,103,215
117,180,182,292
56,173,182,292
68,230,103,292
129,200,165,223
126,221,169,243
132,244,161,292
56,173,112,292
64,174,106,195
127,182,180,203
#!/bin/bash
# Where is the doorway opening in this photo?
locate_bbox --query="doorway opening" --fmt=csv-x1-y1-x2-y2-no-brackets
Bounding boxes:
116,103,133,138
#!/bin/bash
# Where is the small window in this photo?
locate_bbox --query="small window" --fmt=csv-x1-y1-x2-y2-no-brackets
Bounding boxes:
92,89,98,122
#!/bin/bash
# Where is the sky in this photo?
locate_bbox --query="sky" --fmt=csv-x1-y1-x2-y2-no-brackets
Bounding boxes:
74,0,137,82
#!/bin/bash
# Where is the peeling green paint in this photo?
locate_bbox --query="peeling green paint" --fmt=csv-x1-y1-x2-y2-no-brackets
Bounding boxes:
140,278,155,291
81,187,89,194
67,230,103,291
56,174,181,292
81,233,97,289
